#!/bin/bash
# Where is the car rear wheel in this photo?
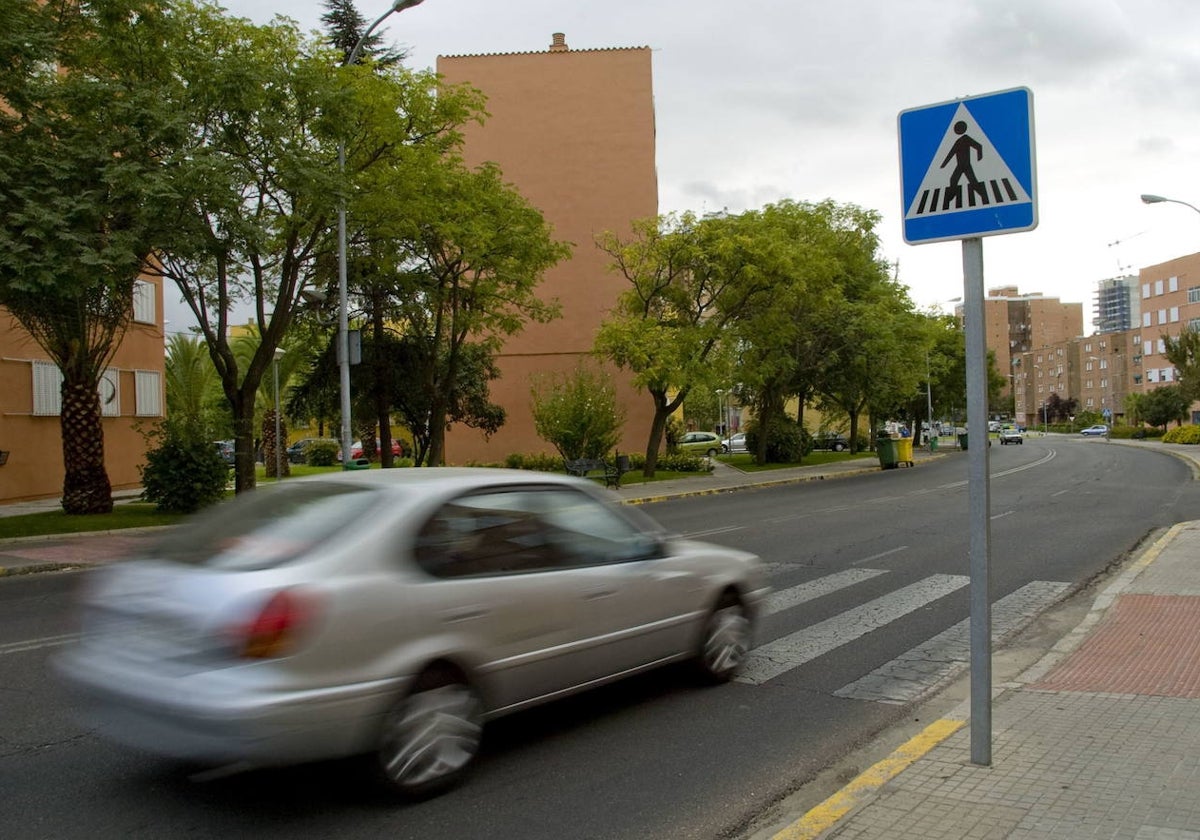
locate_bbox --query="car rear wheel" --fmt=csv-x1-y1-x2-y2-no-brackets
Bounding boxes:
706,448,718,458
376,666,483,799
698,598,751,682
832,442,846,452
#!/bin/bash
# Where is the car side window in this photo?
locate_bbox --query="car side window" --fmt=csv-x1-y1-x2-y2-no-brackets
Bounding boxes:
413,491,564,578
412,487,660,578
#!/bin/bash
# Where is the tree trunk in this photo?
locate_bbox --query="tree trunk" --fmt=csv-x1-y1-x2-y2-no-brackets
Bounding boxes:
59,380,112,514
232,410,257,494
372,302,394,468
262,409,290,479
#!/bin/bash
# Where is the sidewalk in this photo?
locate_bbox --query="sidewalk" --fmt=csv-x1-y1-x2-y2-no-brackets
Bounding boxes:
6,439,1200,840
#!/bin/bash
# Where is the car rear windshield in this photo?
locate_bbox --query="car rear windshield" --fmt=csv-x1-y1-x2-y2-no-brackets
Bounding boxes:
148,482,380,571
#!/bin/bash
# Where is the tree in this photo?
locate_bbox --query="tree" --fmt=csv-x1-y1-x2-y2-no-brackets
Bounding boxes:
596,210,780,474
1141,384,1191,430
363,160,569,465
149,6,484,490
0,0,188,513
1161,329,1200,404
531,364,625,461
320,0,405,66
165,333,226,439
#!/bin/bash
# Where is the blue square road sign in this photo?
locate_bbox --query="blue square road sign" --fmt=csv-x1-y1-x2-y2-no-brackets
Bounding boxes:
898,87,1037,245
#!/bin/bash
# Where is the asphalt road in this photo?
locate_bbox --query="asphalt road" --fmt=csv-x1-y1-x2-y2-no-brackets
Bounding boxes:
2,436,1197,839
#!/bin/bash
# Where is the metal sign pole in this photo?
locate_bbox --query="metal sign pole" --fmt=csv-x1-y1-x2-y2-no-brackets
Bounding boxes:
962,236,992,766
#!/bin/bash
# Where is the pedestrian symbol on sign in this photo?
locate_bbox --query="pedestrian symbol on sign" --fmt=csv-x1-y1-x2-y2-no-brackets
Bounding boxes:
905,102,1031,221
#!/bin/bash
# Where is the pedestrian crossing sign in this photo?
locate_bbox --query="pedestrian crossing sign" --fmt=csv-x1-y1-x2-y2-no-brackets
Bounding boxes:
898,87,1037,244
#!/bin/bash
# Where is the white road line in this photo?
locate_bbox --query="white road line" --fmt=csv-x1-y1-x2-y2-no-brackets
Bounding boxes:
0,633,79,656
851,546,908,566
736,574,969,685
763,569,889,617
990,510,1015,520
834,580,1070,704
683,525,745,538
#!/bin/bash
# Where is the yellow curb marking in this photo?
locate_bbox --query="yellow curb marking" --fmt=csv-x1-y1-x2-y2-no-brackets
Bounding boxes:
771,717,965,840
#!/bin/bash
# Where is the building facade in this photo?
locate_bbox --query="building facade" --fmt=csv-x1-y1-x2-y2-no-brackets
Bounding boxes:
0,276,166,502
437,34,659,463
958,286,1084,404
1094,275,1139,335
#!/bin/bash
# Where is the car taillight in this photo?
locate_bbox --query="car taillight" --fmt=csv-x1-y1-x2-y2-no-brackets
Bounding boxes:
235,589,318,659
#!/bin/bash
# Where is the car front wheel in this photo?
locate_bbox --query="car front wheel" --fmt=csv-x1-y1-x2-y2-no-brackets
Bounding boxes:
376,666,483,799
706,448,718,458
697,598,751,682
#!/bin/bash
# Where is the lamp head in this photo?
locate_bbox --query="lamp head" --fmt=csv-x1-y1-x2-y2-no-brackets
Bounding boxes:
392,0,425,10
1141,194,1167,204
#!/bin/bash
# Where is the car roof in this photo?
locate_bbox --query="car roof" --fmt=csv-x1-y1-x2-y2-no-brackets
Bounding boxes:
283,466,591,494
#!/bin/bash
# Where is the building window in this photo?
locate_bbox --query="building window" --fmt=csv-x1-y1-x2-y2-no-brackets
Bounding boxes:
1170,307,1180,323
132,280,156,324
1158,339,1167,354
99,368,120,417
1144,340,1153,356
1143,283,1151,299
1158,309,1168,325
32,360,62,416
1189,286,1200,304
1169,276,1179,293
1155,279,1165,296
135,370,162,416
1143,312,1152,328
1148,369,1160,383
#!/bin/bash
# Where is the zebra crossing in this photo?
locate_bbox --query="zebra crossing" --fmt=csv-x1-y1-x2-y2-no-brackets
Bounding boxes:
738,569,1068,702
910,177,1021,216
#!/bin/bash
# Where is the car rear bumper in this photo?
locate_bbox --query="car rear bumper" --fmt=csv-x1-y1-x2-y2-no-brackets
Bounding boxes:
56,650,404,766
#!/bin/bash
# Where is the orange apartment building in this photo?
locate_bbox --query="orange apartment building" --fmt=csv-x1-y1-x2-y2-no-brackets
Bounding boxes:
0,276,166,502
436,33,659,463
959,286,1083,405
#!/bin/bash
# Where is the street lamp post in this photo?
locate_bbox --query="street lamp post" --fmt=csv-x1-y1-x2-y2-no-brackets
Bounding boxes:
1141,193,1200,217
273,348,285,480
337,0,426,468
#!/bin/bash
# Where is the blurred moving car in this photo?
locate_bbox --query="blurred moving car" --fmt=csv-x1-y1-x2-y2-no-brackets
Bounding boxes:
812,431,849,452
998,427,1023,444
286,438,337,464
1080,424,1109,437
56,469,767,799
722,432,747,454
677,431,723,457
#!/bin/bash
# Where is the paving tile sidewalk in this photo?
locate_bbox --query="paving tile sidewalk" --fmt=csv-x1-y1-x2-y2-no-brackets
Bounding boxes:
744,520,1200,840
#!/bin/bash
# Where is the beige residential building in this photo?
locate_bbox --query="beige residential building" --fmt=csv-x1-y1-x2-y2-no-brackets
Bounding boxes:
1132,251,1200,422
436,33,659,464
0,276,166,502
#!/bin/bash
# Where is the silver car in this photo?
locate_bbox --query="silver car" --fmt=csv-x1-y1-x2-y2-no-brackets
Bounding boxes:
57,469,767,798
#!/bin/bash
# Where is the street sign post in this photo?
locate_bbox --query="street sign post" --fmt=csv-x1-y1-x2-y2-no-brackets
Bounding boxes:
899,86,1037,245
898,87,1037,768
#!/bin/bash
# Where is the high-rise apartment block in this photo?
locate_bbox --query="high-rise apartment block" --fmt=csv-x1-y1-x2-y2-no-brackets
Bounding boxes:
437,33,658,463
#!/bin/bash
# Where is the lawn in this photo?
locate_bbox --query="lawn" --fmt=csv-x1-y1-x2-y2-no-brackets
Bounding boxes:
720,450,876,472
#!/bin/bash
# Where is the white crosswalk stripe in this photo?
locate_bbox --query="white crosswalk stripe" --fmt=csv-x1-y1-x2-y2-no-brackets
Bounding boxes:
833,580,1069,704
737,574,969,685
762,569,889,616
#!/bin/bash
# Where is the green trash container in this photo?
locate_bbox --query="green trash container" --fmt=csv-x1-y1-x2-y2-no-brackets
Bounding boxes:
343,458,371,471
929,434,939,452
876,437,899,469
958,433,968,450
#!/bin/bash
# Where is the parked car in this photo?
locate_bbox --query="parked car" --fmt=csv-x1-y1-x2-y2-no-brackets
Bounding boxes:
812,431,849,452
56,469,767,798
722,432,747,454
339,438,411,461
1080,424,1109,437
213,440,235,467
999,427,1023,445
677,431,723,457
286,438,338,464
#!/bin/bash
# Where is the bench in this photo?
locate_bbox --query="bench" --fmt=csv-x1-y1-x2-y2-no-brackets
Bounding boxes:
564,457,627,489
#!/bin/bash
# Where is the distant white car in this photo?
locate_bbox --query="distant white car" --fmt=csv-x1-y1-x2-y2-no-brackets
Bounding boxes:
1080,424,1109,437
722,432,748,454
999,427,1023,444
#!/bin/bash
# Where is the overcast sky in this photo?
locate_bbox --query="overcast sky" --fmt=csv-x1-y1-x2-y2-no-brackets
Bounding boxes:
210,0,1200,333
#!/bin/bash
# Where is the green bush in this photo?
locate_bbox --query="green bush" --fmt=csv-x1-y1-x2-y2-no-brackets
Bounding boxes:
140,429,229,514
305,440,339,466
652,452,711,473
1163,425,1200,444
745,418,810,463
530,365,625,460
504,452,566,472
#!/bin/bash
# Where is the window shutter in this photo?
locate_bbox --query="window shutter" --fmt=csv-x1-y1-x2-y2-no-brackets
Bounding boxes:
32,361,63,416
135,370,162,416
133,280,156,324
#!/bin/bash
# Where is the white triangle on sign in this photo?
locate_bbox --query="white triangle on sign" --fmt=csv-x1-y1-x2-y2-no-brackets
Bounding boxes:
905,103,1031,220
